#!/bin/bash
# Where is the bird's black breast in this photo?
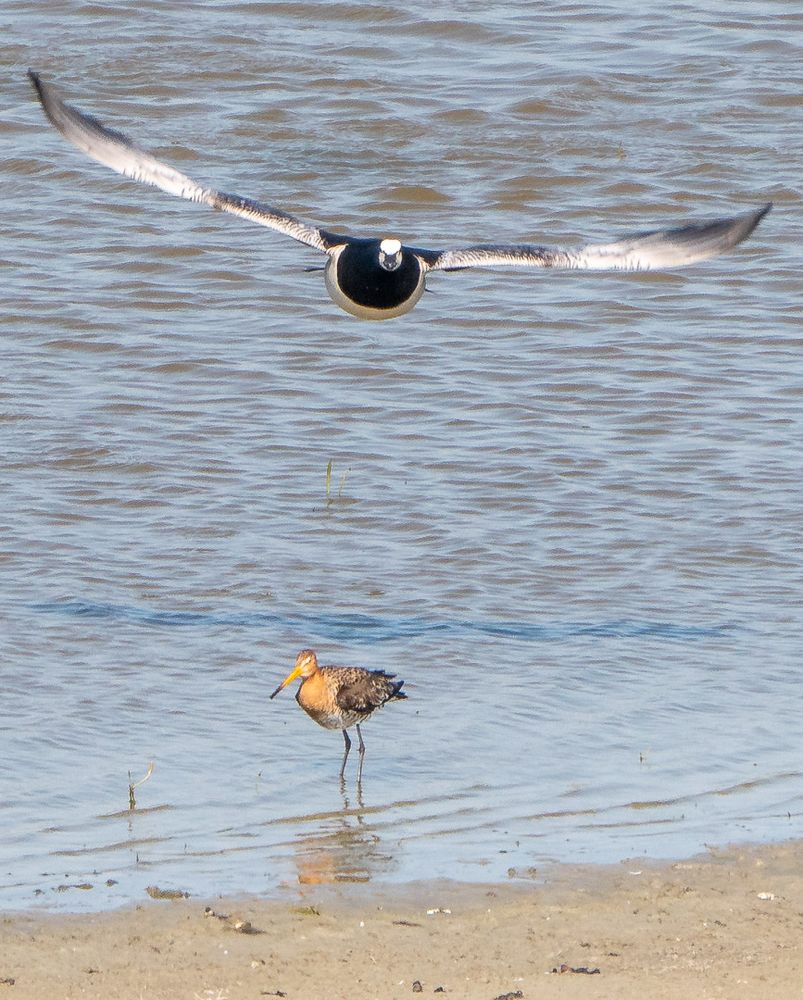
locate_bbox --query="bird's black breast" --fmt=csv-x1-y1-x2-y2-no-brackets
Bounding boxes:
336,241,422,310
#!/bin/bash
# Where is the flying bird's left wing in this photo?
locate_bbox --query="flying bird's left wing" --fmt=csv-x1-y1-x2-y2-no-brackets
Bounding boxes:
28,70,349,253
421,203,771,272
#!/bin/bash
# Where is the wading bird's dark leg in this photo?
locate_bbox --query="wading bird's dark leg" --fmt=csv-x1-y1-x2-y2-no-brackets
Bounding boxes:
356,724,366,784
340,728,351,779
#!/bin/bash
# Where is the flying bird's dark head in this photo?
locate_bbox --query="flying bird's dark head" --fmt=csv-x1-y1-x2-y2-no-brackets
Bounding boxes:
325,238,426,319
378,237,403,271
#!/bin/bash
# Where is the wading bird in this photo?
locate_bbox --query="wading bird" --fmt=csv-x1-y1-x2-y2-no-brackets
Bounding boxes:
29,71,770,320
270,649,406,783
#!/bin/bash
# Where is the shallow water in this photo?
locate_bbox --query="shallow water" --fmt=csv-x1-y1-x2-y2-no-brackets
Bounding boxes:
2,2,802,911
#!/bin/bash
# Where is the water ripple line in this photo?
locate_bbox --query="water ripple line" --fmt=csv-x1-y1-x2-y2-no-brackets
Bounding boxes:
29,599,736,643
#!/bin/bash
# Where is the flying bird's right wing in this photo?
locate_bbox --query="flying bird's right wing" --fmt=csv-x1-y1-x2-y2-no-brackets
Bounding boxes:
423,203,771,272
28,70,349,254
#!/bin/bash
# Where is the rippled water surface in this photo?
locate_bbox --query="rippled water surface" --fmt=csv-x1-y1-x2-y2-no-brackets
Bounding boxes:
2,2,802,911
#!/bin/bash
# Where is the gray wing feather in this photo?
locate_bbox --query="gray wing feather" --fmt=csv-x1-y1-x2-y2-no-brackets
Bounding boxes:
28,71,345,254
425,204,771,272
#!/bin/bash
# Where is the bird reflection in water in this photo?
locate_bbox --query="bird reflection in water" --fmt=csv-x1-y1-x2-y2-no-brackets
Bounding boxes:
292,784,396,886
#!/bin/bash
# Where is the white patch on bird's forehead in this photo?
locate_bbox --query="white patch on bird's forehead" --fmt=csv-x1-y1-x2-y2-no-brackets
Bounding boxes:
380,238,402,255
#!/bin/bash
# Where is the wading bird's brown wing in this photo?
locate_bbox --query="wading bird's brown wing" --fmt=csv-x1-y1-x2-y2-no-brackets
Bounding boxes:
336,670,406,714
28,70,350,254
419,203,771,272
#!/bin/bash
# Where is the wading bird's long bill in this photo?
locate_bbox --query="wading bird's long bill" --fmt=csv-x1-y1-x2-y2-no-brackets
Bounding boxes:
270,666,302,700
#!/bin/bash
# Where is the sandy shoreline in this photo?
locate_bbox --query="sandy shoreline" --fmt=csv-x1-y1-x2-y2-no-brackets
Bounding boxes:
2,840,801,999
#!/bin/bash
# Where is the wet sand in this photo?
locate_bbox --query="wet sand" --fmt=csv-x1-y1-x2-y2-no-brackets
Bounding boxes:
2,840,801,999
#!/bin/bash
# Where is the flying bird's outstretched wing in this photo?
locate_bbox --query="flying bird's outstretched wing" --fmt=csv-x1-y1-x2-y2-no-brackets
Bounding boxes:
423,202,771,272
28,70,771,321
28,70,348,254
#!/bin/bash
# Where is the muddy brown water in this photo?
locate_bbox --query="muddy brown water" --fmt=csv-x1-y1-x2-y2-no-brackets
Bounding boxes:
2,2,801,910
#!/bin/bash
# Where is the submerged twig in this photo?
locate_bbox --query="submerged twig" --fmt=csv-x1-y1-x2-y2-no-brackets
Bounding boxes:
128,761,155,810
325,459,349,505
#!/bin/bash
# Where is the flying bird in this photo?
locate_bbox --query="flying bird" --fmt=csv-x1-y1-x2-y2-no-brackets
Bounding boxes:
270,649,406,783
29,71,771,321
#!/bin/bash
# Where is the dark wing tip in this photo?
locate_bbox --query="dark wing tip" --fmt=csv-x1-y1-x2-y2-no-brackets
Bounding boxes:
740,201,772,240
713,200,772,254
28,70,62,130
755,201,772,225
28,69,56,117
28,68,44,97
